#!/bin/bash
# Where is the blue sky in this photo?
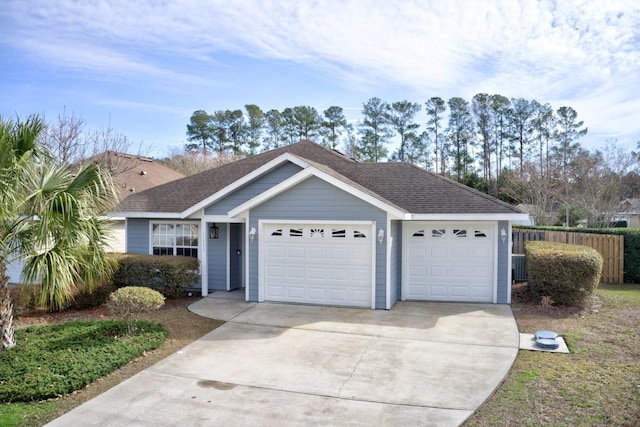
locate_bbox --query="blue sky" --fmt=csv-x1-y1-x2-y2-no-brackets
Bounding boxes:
1,0,639,158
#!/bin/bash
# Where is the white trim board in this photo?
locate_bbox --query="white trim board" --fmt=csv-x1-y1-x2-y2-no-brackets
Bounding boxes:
409,213,530,221
182,153,310,218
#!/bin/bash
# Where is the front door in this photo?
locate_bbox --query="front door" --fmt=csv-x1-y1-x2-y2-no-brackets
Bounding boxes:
229,223,244,290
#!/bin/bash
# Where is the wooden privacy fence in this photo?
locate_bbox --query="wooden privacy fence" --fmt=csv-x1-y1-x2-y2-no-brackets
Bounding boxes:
513,228,624,284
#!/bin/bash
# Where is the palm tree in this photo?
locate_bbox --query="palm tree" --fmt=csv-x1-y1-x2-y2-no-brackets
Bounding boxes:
0,115,117,350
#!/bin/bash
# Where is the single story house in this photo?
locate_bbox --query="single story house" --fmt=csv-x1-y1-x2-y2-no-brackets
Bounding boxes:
614,198,640,228
116,140,528,309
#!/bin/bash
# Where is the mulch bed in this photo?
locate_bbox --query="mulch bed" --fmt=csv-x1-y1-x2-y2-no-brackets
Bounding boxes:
14,297,195,328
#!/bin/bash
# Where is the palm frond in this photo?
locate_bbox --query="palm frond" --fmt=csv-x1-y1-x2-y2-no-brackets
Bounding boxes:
2,114,118,312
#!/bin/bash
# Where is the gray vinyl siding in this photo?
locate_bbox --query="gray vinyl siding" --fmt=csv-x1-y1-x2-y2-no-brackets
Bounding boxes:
207,223,228,291
126,218,150,254
247,176,388,309
496,220,509,304
389,220,402,306
204,163,303,215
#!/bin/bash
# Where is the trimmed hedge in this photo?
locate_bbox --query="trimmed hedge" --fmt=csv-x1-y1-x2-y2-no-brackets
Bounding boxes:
106,286,164,316
516,225,640,284
526,241,603,306
112,254,199,297
107,286,165,333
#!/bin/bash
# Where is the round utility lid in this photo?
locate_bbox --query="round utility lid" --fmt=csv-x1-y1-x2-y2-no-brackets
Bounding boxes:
535,338,560,350
534,330,558,340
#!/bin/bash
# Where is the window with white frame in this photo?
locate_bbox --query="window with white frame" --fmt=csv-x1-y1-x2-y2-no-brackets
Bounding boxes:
152,223,198,258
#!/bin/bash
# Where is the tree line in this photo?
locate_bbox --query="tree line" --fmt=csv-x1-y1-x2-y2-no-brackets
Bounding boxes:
30,106,640,229
186,97,640,227
185,96,588,187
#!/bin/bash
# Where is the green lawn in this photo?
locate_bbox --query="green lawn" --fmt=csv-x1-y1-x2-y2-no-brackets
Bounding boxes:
0,298,222,427
464,284,640,426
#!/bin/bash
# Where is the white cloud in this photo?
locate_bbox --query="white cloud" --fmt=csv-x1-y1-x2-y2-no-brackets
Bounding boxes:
5,1,638,91
2,0,639,147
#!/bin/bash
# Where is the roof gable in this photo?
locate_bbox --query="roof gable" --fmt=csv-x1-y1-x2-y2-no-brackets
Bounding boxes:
228,163,407,219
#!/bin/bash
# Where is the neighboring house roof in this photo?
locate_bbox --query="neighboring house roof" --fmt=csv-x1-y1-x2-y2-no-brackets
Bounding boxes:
616,198,640,214
117,140,522,217
90,151,185,202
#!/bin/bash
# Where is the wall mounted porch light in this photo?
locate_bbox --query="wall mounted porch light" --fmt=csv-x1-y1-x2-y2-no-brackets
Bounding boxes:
500,228,507,243
249,227,257,242
209,223,219,239
378,228,385,245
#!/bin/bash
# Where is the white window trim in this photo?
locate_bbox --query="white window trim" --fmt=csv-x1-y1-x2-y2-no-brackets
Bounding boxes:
148,221,201,257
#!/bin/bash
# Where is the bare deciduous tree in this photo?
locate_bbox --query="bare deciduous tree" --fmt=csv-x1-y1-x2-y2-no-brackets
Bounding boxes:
502,161,559,226
570,142,638,227
38,109,136,166
160,148,242,176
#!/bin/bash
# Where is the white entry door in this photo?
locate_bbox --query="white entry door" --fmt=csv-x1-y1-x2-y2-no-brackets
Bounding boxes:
404,222,495,302
261,223,374,307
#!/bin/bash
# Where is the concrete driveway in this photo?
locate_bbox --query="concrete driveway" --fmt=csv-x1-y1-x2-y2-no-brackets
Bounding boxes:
46,297,519,427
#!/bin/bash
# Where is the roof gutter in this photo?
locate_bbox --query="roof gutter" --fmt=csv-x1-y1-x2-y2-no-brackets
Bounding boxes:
408,213,531,221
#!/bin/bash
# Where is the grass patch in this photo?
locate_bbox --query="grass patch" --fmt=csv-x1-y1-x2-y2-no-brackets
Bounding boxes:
0,401,59,426
598,283,640,305
0,320,166,402
464,283,640,427
0,297,222,427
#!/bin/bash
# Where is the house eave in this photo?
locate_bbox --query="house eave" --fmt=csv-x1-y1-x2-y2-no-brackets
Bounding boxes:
113,211,183,219
409,213,530,221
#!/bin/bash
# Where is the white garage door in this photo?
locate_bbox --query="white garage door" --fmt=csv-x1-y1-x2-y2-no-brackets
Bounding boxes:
404,222,495,302
262,223,374,307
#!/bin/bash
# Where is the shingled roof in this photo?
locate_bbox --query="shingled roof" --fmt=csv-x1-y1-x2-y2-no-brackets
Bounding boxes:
117,140,521,216
90,151,184,202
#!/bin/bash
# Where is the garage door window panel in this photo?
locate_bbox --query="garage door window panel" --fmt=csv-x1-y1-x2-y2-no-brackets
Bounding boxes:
310,228,324,238
453,229,467,237
332,229,346,238
431,229,445,238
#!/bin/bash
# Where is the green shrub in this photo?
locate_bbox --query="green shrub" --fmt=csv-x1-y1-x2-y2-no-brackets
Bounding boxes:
515,225,640,283
106,287,165,332
9,285,41,315
526,241,603,307
68,281,117,310
11,281,117,315
0,320,166,402
112,254,199,297
615,228,640,283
